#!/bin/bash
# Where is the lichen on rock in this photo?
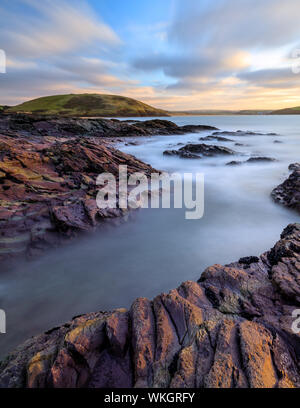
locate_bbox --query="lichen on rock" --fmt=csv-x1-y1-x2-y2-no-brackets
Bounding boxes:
1,224,300,388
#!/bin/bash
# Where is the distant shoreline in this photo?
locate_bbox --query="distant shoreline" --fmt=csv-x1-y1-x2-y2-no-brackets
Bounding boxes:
3,93,300,117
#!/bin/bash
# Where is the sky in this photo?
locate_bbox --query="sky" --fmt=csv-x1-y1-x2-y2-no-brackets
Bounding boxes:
0,0,300,110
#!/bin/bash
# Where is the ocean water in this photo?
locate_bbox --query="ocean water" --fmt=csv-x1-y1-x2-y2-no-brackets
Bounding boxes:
1,115,300,357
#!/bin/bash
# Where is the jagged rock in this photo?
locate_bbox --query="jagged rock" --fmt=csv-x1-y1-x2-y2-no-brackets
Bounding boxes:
0,133,158,261
289,163,300,172
238,256,260,266
164,143,236,159
1,223,300,388
271,166,300,213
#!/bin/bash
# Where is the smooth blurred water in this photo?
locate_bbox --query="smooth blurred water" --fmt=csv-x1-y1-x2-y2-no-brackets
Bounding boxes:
1,115,300,358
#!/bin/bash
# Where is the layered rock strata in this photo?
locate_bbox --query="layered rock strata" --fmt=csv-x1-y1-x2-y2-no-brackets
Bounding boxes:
1,224,299,388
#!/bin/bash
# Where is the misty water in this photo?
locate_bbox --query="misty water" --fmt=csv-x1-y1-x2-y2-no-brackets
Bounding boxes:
1,115,300,358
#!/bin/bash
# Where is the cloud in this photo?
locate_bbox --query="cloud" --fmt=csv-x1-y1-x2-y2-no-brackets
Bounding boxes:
0,56,137,105
169,0,300,49
133,0,300,79
130,0,300,109
134,49,250,79
238,67,300,88
55,57,135,87
1,0,300,110
0,0,130,105
0,0,121,59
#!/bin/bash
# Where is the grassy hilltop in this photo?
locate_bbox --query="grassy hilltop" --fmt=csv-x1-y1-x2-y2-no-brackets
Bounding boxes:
7,94,300,116
7,93,169,117
271,106,300,114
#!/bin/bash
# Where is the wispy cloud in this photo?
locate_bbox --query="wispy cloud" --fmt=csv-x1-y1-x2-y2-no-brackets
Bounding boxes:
1,0,300,109
1,0,121,58
132,0,300,109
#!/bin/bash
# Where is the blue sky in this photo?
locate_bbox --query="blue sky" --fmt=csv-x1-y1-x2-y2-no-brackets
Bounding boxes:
0,0,300,109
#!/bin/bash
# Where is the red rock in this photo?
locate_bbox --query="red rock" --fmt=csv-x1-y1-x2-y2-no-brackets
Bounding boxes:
2,224,299,388
0,132,157,261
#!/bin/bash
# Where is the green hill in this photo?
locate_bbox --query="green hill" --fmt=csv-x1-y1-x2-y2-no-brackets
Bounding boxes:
8,94,169,117
270,106,300,115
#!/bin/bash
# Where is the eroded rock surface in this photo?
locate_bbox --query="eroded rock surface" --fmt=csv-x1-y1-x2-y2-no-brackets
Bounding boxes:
1,224,299,388
271,166,300,213
0,132,157,261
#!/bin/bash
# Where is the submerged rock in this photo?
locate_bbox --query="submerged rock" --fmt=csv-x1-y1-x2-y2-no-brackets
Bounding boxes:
1,223,300,388
212,130,277,137
164,143,236,159
271,165,300,213
226,157,277,166
199,135,234,142
246,157,277,163
289,163,300,172
226,161,243,166
163,150,200,159
234,142,248,146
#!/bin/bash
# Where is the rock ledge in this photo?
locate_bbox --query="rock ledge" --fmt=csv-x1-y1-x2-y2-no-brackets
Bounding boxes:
1,224,299,388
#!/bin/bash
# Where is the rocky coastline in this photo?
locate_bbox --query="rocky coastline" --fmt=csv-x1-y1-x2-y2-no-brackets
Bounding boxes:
0,114,299,388
0,223,299,388
0,114,217,139
0,132,157,262
0,115,219,262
